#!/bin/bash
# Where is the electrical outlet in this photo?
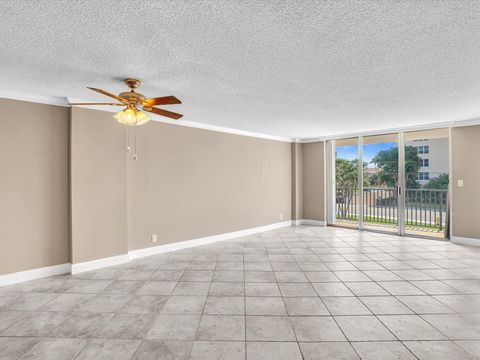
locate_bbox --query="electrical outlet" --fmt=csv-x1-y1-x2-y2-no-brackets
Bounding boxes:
279,214,284,221
151,234,158,243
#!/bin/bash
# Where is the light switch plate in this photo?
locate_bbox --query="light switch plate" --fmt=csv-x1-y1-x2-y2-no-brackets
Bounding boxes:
458,179,464,187
151,234,158,243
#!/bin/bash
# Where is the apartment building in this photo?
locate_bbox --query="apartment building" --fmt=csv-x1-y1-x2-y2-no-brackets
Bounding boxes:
407,138,449,185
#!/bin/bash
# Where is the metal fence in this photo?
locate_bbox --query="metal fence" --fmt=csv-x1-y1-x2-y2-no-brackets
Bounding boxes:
336,187,448,231
405,189,448,230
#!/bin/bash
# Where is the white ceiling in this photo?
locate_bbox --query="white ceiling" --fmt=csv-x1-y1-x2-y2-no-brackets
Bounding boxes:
1,0,480,139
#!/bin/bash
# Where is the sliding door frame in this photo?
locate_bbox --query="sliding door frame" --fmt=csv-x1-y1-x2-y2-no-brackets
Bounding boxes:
357,136,364,230
329,132,406,236
398,131,406,236
326,140,337,225
327,127,451,240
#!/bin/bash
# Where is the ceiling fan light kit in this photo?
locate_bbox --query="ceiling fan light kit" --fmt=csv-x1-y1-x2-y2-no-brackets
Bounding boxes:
70,78,183,159
113,107,151,126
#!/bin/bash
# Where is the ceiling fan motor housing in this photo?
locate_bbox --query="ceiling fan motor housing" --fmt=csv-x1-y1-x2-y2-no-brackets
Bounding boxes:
119,91,146,105
120,79,145,107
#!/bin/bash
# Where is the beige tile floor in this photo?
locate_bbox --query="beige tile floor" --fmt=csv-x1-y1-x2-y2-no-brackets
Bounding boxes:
1,225,480,359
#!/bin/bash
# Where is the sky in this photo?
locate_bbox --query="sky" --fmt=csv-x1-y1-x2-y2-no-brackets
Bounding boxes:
336,142,397,163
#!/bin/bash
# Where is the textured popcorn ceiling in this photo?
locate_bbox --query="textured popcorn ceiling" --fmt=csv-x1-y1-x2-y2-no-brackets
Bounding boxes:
1,1,480,139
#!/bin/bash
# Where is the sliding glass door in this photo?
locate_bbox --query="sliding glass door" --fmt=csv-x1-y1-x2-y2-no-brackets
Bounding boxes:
331,128,449,239
362,133,400,234
403,129,449,238
335,138,360,228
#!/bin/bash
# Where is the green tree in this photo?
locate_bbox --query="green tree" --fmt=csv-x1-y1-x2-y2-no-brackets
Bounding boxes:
335,158,369,219
371,146,420,189
423,173,449,189
335,158,369,188
336,158,357,188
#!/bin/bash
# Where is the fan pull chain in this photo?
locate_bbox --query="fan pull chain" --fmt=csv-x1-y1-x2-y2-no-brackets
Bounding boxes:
133,125,138,160
126,125,131,153
126,124,138,160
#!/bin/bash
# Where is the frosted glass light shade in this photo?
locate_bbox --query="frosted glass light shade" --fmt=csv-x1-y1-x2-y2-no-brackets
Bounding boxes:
134,110,150,125
114,108,150,126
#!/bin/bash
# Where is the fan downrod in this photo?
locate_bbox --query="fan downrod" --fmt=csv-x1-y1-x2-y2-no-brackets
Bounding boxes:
125,78,141,90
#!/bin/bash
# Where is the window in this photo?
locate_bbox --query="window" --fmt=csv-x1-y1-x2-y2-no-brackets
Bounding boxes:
419,158,429,167
416,145,429,154
417,172,430,180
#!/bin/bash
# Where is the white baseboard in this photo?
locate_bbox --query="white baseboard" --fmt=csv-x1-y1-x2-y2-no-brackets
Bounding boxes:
129,220,293,260
0,263,71,287
0,221,295,285
293,219,327,226
451,236,480,247
71,254,130,274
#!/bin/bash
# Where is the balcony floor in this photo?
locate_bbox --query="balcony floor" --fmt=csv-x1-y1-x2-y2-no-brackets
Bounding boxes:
335,219,446,239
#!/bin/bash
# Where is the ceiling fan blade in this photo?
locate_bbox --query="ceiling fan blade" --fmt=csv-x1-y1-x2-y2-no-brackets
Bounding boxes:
70,102,124,106
144,106,183,120
87,87,127,103
143,96,182,106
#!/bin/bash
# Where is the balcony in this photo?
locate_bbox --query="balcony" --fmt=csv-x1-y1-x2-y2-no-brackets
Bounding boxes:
336,187,448,237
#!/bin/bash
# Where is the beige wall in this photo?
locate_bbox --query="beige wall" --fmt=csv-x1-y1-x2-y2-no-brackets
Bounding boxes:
302,141,326,221
70,107,127,263
6,97,480,276
0,98,313,274
291,143,303,220
127,122,292,250
451,125,480,239
0,99,70,275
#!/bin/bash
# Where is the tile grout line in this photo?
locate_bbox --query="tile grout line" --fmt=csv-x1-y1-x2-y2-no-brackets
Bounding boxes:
1,226,480,359
272,235,305,360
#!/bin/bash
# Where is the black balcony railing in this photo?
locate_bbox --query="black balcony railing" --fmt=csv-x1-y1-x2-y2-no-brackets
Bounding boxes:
336,187,448,231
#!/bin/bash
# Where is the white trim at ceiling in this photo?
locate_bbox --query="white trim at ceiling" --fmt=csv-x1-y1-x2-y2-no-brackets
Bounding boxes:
0,89,68,107
0,89,291,142
158,118,292,142
2,89,480,143
299,118,480,143
66,96,293,143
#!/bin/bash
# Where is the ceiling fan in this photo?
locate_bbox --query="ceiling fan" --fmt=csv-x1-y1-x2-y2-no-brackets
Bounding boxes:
70,78,183,126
